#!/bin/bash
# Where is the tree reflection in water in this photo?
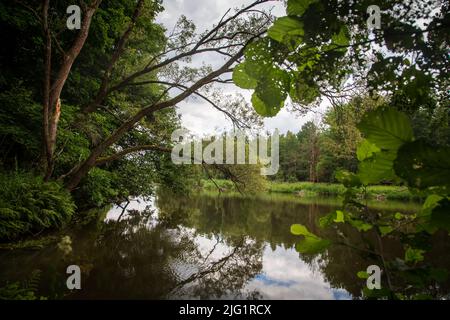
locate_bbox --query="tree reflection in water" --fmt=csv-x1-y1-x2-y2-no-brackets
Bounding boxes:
1,192,449,299
157,193,450,299
66,208,264,299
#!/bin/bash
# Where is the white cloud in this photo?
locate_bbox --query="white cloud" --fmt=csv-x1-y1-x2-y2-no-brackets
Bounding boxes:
158,0,285,33
155,0,321,136
244,246,352,300
192,238,352,299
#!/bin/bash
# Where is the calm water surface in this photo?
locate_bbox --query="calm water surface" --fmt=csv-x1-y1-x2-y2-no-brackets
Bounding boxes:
1,193,449,299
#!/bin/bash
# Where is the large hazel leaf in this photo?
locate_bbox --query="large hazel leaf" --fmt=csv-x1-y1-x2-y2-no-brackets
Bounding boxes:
232,63,257,89
356,139,380,161
251,67,291,117
287,0,319,16
295,237,331,254
242,38,281,80
268,17,304,44
291,223,330,254
358,150,397,185
251,93,278,117
358,107,413,151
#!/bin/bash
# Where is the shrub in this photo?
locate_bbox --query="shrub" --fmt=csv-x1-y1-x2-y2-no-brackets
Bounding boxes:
0,171,75,240
0,270,45,300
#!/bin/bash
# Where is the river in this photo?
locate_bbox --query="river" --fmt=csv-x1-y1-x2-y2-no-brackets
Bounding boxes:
1,192,449,299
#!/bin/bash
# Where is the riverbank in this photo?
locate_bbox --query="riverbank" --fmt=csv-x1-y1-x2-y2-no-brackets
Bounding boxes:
202,179,418,201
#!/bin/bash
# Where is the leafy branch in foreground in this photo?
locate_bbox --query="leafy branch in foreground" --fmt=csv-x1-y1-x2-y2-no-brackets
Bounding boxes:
235,0,449,117
290,107,450,299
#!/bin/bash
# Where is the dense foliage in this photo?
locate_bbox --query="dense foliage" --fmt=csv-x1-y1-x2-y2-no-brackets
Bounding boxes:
0,1,200,212
234,0,449,117
0,171,75,240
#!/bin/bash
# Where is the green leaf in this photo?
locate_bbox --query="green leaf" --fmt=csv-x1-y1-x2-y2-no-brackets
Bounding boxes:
331,26,350,50
287,0,318,16
319,212,336,228
242,38,278,80
423,195,444,210
357,271,370,279
289,75,320,104
356,139,381,161
290,224,311,236
379,225,394,236
244,38,273,60
404,247,425,263
268,17,304,44
358,107,413,151
358,150,397,185
252,92,282,117
232,63,257,89
291,223,330,254
348,218,373,232
394,212,404,220
334,210,345,223
295,237,330,254
419,194,444,220
251,67,290,117
394,140,450,189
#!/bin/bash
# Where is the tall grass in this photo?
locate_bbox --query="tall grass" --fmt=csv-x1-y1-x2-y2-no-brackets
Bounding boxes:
271,182,416,200
270,181,345,195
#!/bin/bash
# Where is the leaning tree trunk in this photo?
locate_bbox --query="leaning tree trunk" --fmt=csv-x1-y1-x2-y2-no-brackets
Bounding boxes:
41,0,102,180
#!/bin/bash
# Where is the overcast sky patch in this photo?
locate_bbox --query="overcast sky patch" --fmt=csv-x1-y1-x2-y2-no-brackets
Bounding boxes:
156,0,326,136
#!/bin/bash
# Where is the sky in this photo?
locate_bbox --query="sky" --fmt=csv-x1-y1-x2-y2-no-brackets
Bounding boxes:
155,0,327,137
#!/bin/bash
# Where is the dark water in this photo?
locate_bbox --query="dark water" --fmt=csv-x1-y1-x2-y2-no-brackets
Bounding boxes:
1,193,449,299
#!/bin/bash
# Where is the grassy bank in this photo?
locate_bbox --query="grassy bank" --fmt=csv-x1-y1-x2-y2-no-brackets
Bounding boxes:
202,179,417,201
200,190,421,212
269,181,418,200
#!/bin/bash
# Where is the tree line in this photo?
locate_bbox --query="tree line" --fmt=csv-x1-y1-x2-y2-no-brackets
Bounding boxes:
273,95,448,184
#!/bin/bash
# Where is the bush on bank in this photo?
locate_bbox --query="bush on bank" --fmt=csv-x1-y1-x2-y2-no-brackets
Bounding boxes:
0,171,75,241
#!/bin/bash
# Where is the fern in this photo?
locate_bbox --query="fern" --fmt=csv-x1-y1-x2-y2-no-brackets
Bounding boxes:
0,171,76,240
0,270,46,300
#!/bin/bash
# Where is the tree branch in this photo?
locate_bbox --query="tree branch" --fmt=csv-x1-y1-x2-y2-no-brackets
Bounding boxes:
82,0,271,114
126,80,249,128
65,47,245,190
95,144,171,166
83,0,146,113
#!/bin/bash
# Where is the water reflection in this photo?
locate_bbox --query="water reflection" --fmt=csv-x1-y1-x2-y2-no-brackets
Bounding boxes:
1,193,449,299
